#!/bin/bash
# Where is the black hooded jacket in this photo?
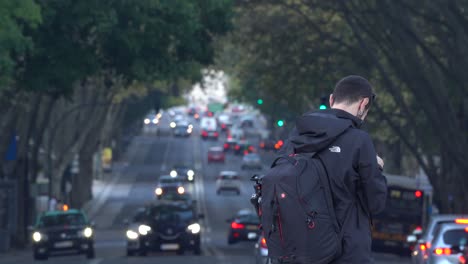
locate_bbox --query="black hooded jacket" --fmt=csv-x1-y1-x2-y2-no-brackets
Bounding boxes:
280,109,387,263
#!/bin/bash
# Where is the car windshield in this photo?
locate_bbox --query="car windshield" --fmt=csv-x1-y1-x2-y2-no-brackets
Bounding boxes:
150,207,194,223
442,229,468,246
237,213,259,223
159,177,179,184
38,213,86,227
245,154,259,160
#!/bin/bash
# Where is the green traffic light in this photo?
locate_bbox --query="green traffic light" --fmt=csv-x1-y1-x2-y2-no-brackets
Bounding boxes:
257,99,263,105
277,120,284,127
319,105,327,110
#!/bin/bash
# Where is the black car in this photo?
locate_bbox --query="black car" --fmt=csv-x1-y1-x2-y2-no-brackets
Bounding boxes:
170,164,196,182
31,209,95,260
125,201,203,256
234,140,255,155
154,175,186,199
227,209,261,244
173,124,192,137
223,138,238,152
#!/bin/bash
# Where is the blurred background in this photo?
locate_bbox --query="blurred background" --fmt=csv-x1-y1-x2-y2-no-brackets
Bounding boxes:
0,1,467,264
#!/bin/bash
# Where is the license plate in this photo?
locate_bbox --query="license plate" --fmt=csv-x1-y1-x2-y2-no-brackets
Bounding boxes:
160,243,180,250
54,241,73,248
247,225,258,231
248,232,258,239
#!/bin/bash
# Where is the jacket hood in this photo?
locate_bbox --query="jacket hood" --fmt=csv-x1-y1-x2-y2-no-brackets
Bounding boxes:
290,109,360,153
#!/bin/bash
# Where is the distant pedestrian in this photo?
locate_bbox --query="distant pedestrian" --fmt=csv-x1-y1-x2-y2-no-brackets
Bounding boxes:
269,75,387,263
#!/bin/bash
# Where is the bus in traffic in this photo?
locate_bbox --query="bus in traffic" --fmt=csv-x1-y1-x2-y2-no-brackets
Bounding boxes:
371,174,433,255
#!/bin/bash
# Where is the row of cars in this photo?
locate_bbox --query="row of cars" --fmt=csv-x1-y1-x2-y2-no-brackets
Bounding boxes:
408,215,468,264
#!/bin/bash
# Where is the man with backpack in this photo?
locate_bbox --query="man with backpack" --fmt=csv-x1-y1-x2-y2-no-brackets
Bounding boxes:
255,75,387,263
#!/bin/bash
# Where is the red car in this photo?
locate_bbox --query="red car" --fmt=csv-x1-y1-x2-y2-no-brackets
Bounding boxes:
208,147,225,163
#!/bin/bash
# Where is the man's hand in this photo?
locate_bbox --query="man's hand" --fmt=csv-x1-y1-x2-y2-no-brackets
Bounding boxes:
377,155,384,170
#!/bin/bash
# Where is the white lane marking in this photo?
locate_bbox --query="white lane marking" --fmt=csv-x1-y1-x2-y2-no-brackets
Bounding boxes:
192,135,226,262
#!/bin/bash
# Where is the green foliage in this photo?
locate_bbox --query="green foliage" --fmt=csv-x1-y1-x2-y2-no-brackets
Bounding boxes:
0,0,41,88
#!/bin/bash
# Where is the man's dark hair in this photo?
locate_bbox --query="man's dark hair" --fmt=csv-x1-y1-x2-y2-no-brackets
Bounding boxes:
332,75,375,110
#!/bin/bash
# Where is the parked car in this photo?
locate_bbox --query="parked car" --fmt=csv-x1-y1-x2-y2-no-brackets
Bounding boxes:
226,209,260,244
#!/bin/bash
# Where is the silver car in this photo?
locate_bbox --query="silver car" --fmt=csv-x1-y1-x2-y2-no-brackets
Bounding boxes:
254,234,271,264
410,215,468,264
426,223,468,264
241,153,262,170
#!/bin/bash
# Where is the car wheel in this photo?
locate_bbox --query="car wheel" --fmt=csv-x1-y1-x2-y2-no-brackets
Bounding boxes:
193,246,202,255
228,236,236,245
33,252,48,261
86,248,95,259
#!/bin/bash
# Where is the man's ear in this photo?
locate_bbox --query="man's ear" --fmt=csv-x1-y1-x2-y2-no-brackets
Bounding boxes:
360,97,370,111
329,94,334,107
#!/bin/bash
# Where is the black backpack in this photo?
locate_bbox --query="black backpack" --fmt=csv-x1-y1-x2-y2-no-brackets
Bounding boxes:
251,152,349,264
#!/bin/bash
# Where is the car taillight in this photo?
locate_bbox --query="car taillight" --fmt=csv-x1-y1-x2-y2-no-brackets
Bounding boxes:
415,190,422,198
260,143,265,148
224,143,229,149
456,219,468,224
244,150,248,155
235,145,240,150
214,132,219,137
460,255,466,264
202,130,208,136
249,146,254,151
231,222,245,229
434,248,452,255
420,243,427,251
260,237,267,249
222,124,226,129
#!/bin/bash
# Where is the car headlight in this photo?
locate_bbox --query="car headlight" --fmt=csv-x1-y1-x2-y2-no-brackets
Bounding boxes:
155,187,163,196
170,122,176,128
187,128,192,133
152,118,159,124
170,170,177,178
188,175,194,181
32,232,42,242
144,118,150,125
126,230,139,240
188,124,193,129
83,227,93,238
187,223,201,234
138,225,151,235
187,170,194,177
177,186,185,194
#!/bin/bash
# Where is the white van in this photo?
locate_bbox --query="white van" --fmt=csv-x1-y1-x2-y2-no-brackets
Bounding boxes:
200,117,218,140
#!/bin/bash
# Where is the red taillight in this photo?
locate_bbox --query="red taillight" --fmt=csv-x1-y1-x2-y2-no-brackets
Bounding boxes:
260,237,267,249
231,222,245,229
244,150,248,155
235,145,240,150
260,142,265,148
456,219,468,224
434,248,452,255
274,143,280,149
415,190,422,198
460,255,466,264
248,146,254,151
420,243,429,251
222,124,226,129
202,130,208,136
214,132,219,137
415,226,422,232
224,143,229,149
277,140,284,146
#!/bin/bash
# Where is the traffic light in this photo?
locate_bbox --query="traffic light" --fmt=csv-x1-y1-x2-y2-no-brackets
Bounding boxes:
319,96,328,110
257,99,263,105
277,120,284,127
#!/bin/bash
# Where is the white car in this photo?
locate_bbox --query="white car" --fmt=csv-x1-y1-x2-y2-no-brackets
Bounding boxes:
216,171,241,195
425,223,468,264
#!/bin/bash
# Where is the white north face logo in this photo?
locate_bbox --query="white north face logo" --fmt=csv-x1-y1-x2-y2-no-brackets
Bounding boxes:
329,146,341,153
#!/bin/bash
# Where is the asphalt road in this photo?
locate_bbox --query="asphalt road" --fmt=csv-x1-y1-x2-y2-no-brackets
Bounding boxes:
1,114,412,264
